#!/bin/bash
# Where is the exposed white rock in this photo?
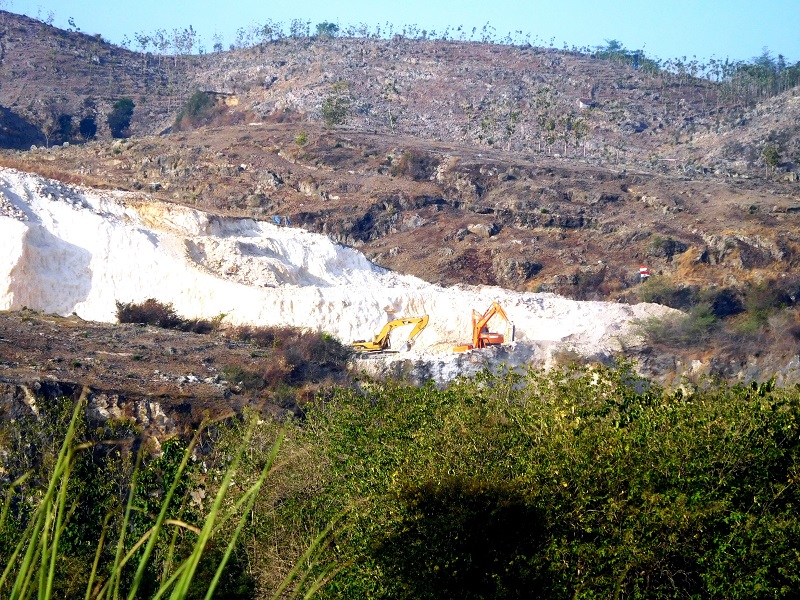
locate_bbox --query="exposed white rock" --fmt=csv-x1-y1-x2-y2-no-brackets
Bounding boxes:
0,167,677,382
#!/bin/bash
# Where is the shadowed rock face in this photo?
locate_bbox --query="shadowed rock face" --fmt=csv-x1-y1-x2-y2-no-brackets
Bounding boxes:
0,106,45,150
0,381,219,440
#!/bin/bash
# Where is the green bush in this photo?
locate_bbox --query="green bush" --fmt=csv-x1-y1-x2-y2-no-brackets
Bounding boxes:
375,476,549,599
637,276,700,310
307,366,800,599
637,303,717,346
174,91,220,131
107,97,135,138
321,84,351,127
294,130,308,146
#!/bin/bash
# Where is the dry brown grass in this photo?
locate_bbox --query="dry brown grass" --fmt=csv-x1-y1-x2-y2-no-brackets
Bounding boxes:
0,154,120,189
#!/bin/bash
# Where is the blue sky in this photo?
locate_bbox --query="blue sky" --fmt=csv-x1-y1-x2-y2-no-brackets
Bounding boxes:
7,0,800,63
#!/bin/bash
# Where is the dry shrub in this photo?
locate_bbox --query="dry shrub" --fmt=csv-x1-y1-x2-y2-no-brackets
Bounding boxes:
566,267,619,301
447,248,497,285
115,299,218,333
226,325,352,384
219,364,266,392
263,359,292,389
227,324,287,348
390,149,439,180
117,298,183,328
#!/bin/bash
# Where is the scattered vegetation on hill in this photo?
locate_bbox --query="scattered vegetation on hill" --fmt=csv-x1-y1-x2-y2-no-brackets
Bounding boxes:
635,275,800,356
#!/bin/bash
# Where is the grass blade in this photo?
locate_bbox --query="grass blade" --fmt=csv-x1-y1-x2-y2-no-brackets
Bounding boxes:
270,516,339,600
0,472,32,532
8,395,85,600
126,423,206,600
202,428,284,600
84,512,114,600
169,425,253,599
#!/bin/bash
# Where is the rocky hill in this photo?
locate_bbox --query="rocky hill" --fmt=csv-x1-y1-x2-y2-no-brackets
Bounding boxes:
1,10,800,393
2,10,798,171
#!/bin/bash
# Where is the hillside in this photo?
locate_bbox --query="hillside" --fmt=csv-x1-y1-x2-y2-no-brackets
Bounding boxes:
0,10,799,391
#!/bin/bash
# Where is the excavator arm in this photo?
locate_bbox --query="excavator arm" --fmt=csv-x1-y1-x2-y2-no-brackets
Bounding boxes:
472,302,510,348
351,315,429,352
454,302,512,352
406,315,430,346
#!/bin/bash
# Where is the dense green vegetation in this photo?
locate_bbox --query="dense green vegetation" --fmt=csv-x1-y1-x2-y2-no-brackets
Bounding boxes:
2,363,799,598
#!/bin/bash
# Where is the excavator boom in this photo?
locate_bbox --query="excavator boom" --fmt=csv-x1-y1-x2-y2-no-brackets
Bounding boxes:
351,315,429,352
454,302,512,352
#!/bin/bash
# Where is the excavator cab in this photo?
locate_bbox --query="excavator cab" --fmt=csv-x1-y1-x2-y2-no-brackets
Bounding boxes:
351,315,429,353
453,302,512,352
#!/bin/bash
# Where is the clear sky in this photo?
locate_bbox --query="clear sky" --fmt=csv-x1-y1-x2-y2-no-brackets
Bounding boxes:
6,0,800,64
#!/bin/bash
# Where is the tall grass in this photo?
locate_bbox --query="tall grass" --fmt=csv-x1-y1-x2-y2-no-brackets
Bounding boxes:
0,391,334,600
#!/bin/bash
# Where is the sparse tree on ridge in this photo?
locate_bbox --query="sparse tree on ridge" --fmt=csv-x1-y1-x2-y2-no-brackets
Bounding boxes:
316,21,339,39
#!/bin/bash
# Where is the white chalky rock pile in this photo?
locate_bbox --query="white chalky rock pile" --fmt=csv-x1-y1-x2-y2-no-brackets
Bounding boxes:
0,167,676,382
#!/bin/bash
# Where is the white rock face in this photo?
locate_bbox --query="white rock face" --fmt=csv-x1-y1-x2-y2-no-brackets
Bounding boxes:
0,167,677,381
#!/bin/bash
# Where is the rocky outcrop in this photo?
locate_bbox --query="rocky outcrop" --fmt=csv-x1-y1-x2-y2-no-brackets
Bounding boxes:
0,381,181,439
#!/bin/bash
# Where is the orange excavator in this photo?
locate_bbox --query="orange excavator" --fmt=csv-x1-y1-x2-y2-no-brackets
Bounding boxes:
453,302,513,352
351,315,430,353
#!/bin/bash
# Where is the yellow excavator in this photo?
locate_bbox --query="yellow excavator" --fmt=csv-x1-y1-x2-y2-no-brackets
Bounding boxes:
453,302,513,352
351,315,430,353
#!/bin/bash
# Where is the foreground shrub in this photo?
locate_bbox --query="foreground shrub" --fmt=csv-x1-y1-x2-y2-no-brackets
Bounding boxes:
0,395,334,600
265,364,800,599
